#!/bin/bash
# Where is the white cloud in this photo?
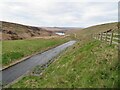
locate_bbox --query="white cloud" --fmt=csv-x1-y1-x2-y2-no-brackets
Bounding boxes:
0,0,118,27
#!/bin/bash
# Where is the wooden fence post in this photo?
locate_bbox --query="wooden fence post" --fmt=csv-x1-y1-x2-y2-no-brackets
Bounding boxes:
100,32,103,41
109,30,114,45
99,34,101,40
97,34,99,40
105,32,107,42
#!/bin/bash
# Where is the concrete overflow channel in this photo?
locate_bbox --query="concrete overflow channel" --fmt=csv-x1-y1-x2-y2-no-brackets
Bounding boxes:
0,40,76,87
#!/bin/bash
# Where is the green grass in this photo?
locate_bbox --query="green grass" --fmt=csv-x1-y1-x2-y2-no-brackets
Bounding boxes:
2,38,69,66
10,40,119,88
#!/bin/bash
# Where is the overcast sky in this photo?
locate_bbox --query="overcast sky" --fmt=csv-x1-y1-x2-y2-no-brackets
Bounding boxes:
0,0,119,27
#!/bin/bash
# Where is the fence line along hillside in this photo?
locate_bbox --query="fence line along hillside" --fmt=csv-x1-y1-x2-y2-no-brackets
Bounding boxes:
93,29,119,45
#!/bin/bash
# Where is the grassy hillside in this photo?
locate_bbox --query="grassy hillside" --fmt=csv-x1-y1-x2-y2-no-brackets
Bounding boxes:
10,39,119,88
2,38,69,67
1,21,56,40
72,22,118,40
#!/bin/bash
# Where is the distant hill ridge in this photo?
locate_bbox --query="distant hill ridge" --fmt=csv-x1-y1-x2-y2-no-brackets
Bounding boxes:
0,21,55,40
0,21,118,40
